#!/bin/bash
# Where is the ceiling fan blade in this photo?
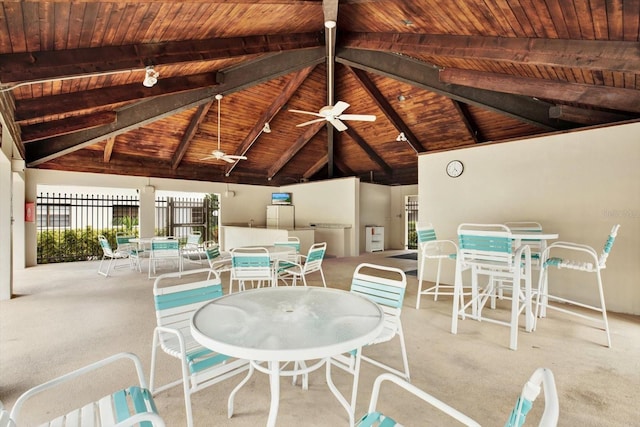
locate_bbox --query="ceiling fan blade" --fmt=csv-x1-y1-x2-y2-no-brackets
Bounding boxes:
331,101,350,116
296,117,326,127
200,155,216,160
337,114,377,122
225,155,248,160
289,109,323,118
221,157,236,163
329,117,348,132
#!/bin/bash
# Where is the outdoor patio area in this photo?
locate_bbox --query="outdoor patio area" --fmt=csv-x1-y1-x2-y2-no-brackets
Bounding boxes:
2,250,638,426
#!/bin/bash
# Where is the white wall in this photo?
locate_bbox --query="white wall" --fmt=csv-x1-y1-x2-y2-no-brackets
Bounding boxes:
418,121,640,315
282,177,360,256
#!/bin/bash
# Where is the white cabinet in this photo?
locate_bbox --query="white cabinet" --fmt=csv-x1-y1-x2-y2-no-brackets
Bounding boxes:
365,226,384,252
266,205,295,229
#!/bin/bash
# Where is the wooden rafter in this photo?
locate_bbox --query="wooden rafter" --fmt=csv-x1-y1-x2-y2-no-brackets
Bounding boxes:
21,111,116,143
103,137,116,163
341,32,640,73
172,101,214,170
439,68,640,114
267,121,325,180
344,127,392,174
450,100,481,143
346,65,423,154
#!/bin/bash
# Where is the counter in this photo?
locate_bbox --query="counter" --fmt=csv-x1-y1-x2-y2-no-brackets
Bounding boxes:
220,226,315,253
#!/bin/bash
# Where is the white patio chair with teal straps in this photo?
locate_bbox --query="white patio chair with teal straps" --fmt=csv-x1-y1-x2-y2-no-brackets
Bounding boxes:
330,263,410,426
98,234,130,277
276,242,327,287
452,223,533,350
535,224,620,348
148,237,182,279
415,222,464,309
229,246,274,292
203,240,231,279
150,268,250,427
505,368,559,427
356,373,480,427
9,352,165,427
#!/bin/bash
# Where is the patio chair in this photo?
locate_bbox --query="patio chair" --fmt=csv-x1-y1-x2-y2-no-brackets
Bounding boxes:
204,240,232,279
97,234,130,277
182,231,205,265
415,222,463,309
115,231,142,272
505,222,545,269
148,237,182,279
276,242,327,287
356,373,480,427
9,352,165,427
505,368,559,427
150,268,250,427
330,263,410,421
452,223,534,351
535,224,620,348
229,246,274,292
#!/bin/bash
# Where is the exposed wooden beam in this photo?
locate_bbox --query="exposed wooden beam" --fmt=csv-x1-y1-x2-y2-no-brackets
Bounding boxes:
103,137,116,163
346,65,424,153
25,50,325,166
0,92,24,157
549,105,638,125
344,127,392,174
0,33,323,85
16,73,218,122
439,68,640,114
336,48,571,131
267,120,325,180
217,48,325,93
450,100,481,143
172,101,213,170
303,154,328,180
341,32,640,73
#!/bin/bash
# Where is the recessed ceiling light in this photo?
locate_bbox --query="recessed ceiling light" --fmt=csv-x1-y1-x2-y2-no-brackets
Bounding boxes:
397,95,406,101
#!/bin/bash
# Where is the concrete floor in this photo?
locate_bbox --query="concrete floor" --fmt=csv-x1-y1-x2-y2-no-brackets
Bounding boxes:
1,251,639,426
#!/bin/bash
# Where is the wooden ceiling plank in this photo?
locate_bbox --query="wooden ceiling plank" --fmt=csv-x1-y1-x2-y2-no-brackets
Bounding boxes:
440,67,640,114
171,100,213,170
21,111,117,143
266,120,325,180
343,127,392,174
341,32,640,73
0,33,323,84
346,65,424,153
336,47,569,131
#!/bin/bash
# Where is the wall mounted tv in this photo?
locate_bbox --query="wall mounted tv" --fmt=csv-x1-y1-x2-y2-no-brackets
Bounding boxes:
271,192,292,205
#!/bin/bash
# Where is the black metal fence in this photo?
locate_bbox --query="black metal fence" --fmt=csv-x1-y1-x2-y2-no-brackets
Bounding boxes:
36,192,219,264
406,196,418,250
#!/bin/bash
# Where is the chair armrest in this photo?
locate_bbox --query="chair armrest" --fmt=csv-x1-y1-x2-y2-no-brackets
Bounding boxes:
421,239,458,257
9,353,154,424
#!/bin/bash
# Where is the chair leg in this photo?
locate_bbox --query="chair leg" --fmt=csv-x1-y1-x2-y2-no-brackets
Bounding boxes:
416,255,426,309
319,268,327,287
596,271,612,348
433,258,443,301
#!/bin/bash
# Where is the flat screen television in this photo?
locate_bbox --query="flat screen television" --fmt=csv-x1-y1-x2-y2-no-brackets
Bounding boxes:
271,192,292,205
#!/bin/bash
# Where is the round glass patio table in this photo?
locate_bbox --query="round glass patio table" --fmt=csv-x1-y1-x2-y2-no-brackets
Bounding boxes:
191,286,384,427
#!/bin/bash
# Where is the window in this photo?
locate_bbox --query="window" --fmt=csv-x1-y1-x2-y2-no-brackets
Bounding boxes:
113,205,139,226
37,204,71,228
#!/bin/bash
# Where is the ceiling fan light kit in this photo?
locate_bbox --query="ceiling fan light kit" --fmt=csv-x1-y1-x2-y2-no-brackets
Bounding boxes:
142,66,158,87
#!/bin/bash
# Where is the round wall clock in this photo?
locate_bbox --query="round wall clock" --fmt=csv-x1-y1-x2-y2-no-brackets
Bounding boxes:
446,160,464,178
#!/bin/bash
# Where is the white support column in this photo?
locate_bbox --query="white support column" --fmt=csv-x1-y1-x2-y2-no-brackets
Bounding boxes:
139,184,156,237
12,160,26,271
0,137,13,300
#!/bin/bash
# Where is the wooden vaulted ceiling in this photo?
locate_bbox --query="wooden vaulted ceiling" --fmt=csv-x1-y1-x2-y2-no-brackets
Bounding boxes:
0,0,638,186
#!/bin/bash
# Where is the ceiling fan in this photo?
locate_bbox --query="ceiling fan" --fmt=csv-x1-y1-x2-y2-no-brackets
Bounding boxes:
201,94,247,164
289,101,376,132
